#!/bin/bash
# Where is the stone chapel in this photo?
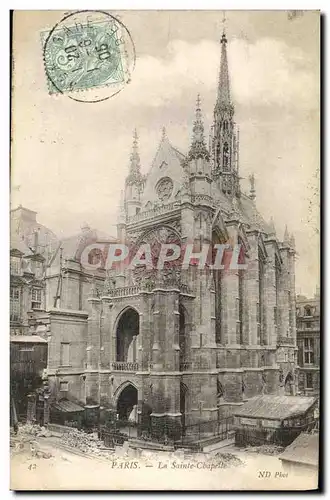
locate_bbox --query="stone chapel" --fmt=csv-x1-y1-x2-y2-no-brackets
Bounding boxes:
46,31,297,438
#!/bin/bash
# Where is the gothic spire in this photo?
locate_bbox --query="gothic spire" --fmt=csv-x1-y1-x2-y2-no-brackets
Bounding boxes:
126,129,143,186
216,30,232,109
188,94,210,160
283,225,290,244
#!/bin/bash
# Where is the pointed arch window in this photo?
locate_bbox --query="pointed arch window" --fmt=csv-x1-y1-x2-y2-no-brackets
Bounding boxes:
223,143,230,171
258,247,266,344
237,238,245,344
216,143,221,168
214,267,222,344
223,120,228,132
275,257,281,331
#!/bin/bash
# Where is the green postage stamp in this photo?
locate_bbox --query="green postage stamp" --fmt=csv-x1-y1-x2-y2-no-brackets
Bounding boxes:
41,11,135,102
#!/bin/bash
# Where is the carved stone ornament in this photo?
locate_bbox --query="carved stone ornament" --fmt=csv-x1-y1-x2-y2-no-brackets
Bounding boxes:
156,177,174,201
132,226,181,285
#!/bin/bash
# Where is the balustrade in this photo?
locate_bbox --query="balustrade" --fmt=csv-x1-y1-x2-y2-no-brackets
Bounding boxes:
106,286,140,298
112,362,139,371
127,202,178,224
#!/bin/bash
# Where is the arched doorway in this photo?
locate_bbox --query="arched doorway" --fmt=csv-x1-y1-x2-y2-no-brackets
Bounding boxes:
117,384,138,421
116,308,139,362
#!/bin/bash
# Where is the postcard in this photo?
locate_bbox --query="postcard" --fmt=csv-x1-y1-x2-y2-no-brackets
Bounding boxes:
10,10,320,491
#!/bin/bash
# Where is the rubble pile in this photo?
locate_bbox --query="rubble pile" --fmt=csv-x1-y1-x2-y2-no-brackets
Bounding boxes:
61,428,116,460
214,452,245,468
243,444,284,455
19,423,51,438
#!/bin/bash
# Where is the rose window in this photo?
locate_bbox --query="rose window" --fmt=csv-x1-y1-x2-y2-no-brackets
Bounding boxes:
156,177,173,201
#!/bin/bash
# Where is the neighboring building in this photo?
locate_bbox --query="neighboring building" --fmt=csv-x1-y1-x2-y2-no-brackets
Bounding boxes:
43,224,115,407
296,291,320,396
279,432,319,475
10,207,57,418
44,29,298,441
10,206,116,420
233,395,318,447
10,205,60,336
10,230,48,337
11,205,58,264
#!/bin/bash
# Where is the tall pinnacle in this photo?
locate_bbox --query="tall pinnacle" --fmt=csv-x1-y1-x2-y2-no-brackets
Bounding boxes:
289,232,295,249
216,31,232,107
268,217,276,237
249,173,256,201
126,129,143,185
188,94,210,160
130,129,140,173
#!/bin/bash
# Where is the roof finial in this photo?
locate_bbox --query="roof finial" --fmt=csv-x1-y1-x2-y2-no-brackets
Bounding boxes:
188,94,209,160
268,217,276,237
283,225,290,244
131,128,140,163
249,173,256,201
131,129,140,168
161,126,166,141
196,93,201,116
126,128,143,186
289,232,295,249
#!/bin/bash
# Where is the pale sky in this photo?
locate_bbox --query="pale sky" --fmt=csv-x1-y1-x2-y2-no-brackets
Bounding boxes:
11,10,320,297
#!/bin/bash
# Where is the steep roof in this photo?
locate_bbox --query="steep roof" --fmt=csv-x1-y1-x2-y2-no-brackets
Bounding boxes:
234,395,317,420
280,433,319,467
211,184,271,233
10,231,34,256
48,225,116,270
238,193,271,232
10,205,59,258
